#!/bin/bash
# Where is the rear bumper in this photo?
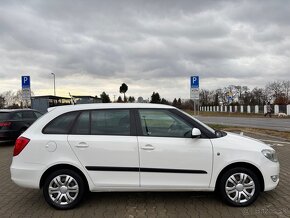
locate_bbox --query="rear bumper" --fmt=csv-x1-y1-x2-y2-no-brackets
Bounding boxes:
10,161,44,189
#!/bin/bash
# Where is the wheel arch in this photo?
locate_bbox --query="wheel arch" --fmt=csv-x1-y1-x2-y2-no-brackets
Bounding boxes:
215,162,265,192
39,164,89,191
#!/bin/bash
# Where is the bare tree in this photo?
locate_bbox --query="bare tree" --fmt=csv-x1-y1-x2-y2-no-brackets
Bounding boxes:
282,80,290,101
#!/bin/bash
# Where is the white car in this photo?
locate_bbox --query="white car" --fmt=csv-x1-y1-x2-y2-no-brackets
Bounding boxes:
10,103,279,209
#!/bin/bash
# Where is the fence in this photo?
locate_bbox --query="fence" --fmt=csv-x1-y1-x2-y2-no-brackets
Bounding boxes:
200,105,290,115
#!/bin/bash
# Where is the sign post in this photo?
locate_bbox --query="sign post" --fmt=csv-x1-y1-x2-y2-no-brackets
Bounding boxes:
190,76,199,115
21,76,31,108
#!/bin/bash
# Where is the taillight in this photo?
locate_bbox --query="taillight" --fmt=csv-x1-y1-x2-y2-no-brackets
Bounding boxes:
13,137,30,156
0,121,11,127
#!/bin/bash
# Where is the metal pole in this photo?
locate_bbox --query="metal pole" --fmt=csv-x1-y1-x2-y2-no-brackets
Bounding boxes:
51,73,56,96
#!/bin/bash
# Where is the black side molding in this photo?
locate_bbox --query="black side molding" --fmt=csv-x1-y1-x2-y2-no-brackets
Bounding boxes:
85,166,207,174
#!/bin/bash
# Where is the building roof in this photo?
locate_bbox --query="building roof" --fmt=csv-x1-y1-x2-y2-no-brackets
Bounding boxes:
0,108,39,112
71,95,96,98
31,95,71,100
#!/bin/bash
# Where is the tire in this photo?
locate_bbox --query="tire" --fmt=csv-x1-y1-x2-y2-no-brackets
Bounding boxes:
218,167,260,207
43,169,85,209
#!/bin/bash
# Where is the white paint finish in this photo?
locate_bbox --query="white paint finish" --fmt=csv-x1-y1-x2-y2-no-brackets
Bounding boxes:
240,106,244,113
10,133,94,190
138,136,213,188
68,135,139,187
10,103,280,198
287,105,290,115
45,141,57,152
255,105,259,113
229,106,232,113
274,105,279,115
209,132,279,191
247,105,251,113
264,105,267,114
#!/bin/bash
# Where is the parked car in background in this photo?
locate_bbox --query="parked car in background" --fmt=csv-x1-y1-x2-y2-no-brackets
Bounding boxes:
10,103,279,209
0,109,43,143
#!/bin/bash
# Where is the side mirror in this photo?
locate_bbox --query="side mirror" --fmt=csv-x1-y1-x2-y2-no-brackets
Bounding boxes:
192,128,201,138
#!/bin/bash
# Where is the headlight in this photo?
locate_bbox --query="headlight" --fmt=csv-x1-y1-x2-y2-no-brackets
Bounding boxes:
262,149,278,162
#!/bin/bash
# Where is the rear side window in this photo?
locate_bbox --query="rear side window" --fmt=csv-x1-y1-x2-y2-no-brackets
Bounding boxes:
43,112,78,134
91,110,130,135
71,111,90,135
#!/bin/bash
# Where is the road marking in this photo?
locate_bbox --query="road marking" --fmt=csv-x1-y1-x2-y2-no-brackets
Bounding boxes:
258,139,290,145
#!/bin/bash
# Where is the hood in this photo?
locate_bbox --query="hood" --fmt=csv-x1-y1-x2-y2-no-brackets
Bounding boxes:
211,131,274,152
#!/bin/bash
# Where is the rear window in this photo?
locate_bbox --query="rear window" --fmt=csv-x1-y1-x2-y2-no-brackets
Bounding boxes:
0,112,10,120
22,111,36,119
43,112,78,134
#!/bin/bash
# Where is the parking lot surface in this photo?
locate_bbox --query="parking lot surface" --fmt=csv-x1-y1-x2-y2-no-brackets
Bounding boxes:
0,134,289,218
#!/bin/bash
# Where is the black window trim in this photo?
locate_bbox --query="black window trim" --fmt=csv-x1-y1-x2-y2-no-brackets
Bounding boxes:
43,108,137,136
134,108,216,139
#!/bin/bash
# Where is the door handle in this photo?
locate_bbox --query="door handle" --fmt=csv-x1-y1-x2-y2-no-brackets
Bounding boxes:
141,144,155,150
75,142,89,148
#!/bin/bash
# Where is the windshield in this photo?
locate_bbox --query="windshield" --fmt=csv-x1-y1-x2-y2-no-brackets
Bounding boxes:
0,112,10,120
177,109,216,134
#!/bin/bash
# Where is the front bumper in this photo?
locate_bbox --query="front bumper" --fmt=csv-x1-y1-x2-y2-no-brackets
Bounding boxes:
261,161,280,191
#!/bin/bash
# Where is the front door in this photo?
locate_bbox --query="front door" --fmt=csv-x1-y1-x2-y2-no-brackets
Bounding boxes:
137,109,213,189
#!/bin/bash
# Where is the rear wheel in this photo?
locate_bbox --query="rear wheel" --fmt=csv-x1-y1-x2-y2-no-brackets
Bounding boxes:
218,167,260,206
43,169,85,209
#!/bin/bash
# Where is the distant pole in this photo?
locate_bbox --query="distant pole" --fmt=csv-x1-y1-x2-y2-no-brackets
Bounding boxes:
51,73,56,96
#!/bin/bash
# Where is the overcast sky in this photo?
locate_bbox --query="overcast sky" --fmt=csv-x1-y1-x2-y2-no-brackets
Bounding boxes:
0,0,289,100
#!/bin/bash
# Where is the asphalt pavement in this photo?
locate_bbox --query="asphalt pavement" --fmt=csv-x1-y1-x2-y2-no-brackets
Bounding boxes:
196,116,290,132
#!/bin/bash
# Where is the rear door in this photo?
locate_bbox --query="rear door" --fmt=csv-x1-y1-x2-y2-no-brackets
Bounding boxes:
68,109,140,188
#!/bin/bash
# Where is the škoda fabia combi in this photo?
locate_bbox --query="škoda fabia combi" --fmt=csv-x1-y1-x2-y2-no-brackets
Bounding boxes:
10,103,279,209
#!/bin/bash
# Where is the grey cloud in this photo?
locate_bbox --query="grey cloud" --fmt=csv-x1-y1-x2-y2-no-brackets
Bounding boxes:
0,0,289,99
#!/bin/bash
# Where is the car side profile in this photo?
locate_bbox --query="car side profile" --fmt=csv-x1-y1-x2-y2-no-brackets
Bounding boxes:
0,109,43,143
10,103,279,209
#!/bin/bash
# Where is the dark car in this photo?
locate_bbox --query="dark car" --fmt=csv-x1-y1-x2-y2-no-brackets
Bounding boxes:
0,109,43,143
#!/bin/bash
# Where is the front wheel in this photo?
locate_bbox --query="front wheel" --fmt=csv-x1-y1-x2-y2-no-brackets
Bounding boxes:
218,167,260,206
43,169,85,209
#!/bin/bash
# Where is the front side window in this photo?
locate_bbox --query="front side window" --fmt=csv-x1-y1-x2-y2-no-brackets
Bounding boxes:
43,112,78,134
91,110,130,135
139,109,192,138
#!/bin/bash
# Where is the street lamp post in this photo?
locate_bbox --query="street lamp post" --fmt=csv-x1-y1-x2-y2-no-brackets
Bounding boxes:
51,73,56,96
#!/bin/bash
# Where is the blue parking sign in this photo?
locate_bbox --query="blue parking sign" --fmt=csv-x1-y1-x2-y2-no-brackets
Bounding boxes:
190,76,199,88
22,76,30,89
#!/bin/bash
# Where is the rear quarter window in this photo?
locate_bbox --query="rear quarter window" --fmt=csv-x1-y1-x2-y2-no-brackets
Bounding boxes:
43,112,78,134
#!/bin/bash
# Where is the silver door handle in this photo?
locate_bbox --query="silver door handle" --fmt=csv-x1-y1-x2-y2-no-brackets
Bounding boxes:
75,142,89,148
141,144,155,150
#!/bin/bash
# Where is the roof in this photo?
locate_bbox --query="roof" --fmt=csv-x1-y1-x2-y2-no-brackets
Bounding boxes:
49,103,174,113
31,95,71,100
